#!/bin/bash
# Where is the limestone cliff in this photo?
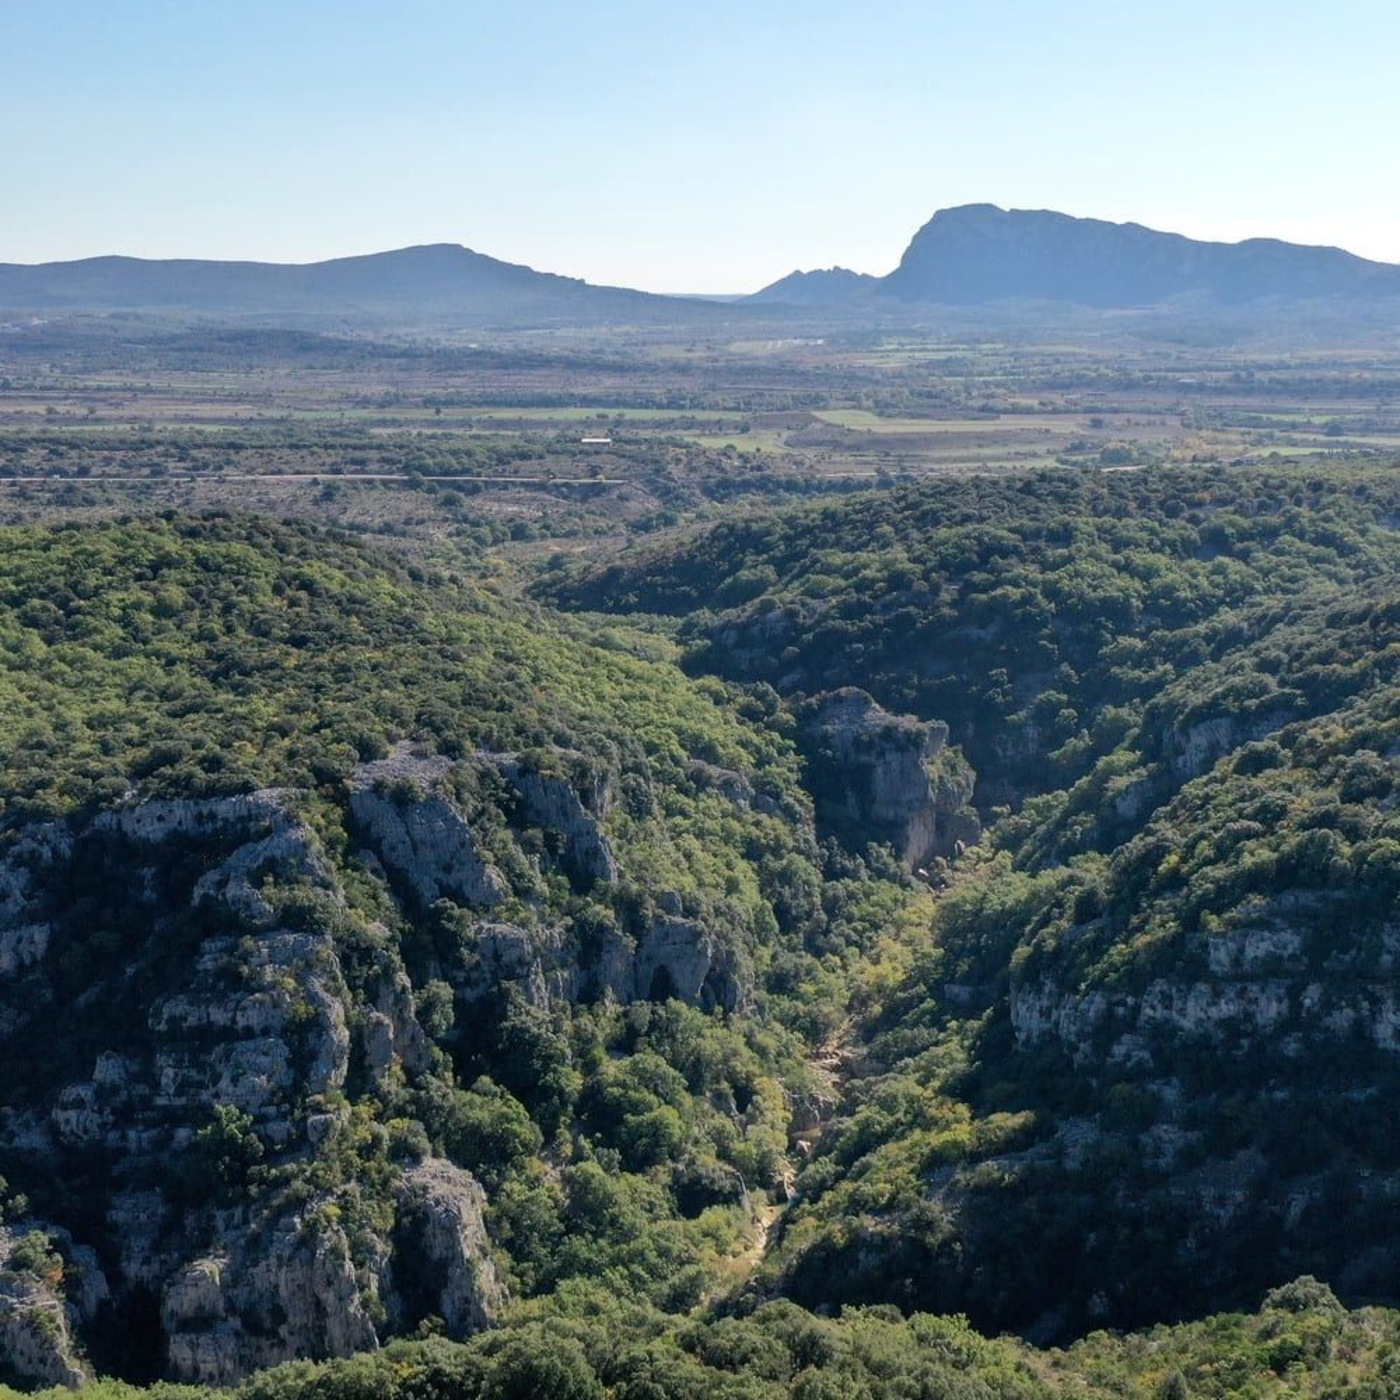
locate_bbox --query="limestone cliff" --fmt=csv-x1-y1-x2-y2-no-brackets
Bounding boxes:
0,746,765,1384
797,689,979,871
0,1224,108,1389
0,786,504,1386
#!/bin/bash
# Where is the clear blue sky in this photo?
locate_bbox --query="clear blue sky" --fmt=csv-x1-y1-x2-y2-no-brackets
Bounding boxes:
4,1,1398,292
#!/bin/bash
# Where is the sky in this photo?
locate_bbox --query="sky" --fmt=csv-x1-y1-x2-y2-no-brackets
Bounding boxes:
3,1,1399,293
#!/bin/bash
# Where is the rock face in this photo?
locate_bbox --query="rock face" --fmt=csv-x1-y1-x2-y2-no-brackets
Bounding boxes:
0,741,770,1385
0,1225,109,1389
350,753,507,907
1009,894,1400,1069
437,911,749,1018
349,745,616,905
161,1206,381,1386
352,748,747,1017
798,689,979,869
635,915,747,1014
392,1161,505,1338
1165,709,1295,780
491,754,617,890
0,787,503,1387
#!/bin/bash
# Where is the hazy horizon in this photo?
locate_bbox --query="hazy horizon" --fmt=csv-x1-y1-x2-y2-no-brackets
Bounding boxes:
4,0,1399,293
6,202,1400,301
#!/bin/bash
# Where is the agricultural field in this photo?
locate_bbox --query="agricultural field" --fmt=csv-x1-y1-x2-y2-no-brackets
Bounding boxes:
4,319,1399,529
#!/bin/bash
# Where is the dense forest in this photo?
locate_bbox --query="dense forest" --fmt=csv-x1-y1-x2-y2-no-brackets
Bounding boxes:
0,515,927,1389
542,464,1400,1334
6,1277,1396,1400
2,462,1398,1395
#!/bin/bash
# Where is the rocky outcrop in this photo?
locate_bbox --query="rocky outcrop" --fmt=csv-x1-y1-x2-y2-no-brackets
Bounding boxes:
350,755,506,908
392,1160,505,1338
1,792,357,1150
0,923,48,978
147,927,352,1135
0,1268,88,1389
349,746,617,907
1010,899,1400,1070
449,920,569,1008
192,823,330,926
798,689,979,869
440,909,749,1016
1167,710,1294,779
491,754,617,890
160,1205,381,1385
363,966,433,1082
92,791,293,844
0,746,776,1386
0,1225,109,1390
635,915,748,1014
0,790,445,1386
687,761,780,816
0,825,73,928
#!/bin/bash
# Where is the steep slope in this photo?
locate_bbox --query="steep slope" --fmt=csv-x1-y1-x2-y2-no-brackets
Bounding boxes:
539,465,1400,806
0,518,921,1386
766,587,1400,1337
0,245,727,329
541,463,1400,1334
880,204,1400,307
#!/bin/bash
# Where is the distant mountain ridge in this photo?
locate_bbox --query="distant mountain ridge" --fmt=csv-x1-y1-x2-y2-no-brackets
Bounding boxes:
751,204,1400,309
5,206,1400,326
0,242,722,328
881,204,1400,306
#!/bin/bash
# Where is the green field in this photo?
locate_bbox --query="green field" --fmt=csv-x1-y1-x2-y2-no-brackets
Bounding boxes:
812,408,1074,434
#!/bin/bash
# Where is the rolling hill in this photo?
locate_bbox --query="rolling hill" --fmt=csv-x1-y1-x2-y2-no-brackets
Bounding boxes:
0,243,726,329
747,266,877,306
